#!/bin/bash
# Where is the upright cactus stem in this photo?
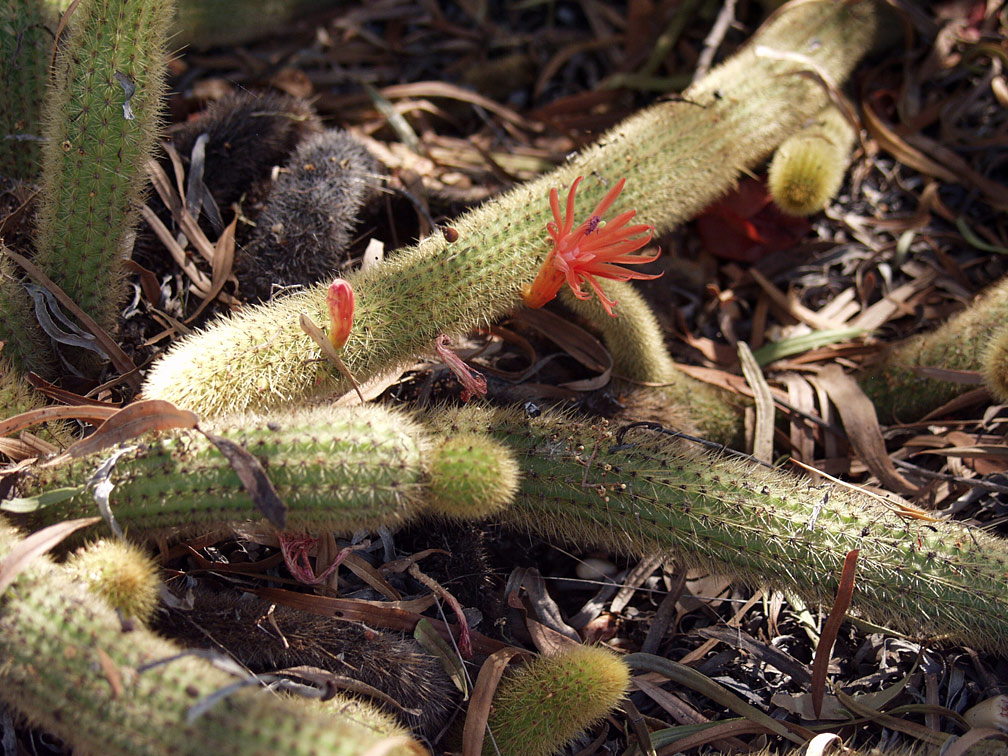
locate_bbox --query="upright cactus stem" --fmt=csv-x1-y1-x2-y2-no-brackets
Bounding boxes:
0,0,53,180
143,0,885,419
32,0,174,335
0,522,428,756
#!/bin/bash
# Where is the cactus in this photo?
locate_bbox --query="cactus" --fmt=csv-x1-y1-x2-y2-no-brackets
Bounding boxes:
64,537,161,623
142,0,884,420
13,404,519,541
0,521,428,756
484,645,629,756
235,129,382,302
31,0,174,335
0,0,53,180
429,404,1008,654
859,272,1008,422
768,103,857,216
982,323,1008,403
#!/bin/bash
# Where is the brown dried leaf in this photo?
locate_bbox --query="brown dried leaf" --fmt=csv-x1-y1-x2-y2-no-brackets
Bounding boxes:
811,549,859,718
45,400,199,466
816,365,919,495
200,430,286,529
0,517,102,595
462,647,530,756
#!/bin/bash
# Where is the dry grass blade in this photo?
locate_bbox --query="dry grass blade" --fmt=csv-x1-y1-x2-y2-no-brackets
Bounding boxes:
738,341,774,464
811,549,858,719
462,647,529,756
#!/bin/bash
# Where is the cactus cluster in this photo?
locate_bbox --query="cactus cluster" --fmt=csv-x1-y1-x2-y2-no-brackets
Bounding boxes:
141,0,883,420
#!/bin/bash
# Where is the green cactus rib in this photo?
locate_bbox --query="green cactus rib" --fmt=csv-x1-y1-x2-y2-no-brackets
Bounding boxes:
32,0,173,333
0,0,53,180
485,645,630,756
142,0,884,423
14,404,518,540
431,405,1008,654
0,521,428,756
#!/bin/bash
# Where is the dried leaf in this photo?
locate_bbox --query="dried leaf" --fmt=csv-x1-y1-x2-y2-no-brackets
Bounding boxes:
201,430,286,529
462,647,530,756
811,549,858,718
45,400,199,467
0,517,102,595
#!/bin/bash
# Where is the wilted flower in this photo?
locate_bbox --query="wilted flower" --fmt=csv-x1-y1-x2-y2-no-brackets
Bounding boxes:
435,334,487,402
523,176,660,317
326,278,355,349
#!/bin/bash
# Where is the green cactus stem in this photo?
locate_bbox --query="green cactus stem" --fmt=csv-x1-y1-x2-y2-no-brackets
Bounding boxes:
859,272,1008,423
142,0,884,420
768,103,857,216
484,645,630,756
0,521,428,756
430,404,1008,655
982,323,1008,403
32,0,174,335
12,404,518,541
0,0,53,180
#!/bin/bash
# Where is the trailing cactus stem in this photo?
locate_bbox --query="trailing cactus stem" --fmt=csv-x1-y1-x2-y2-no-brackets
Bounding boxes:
859,272,1008,422
0,521,428,756
14,404,517,541
982,323,1008,403
432,404,1008,654
32,0,174,334
143,0,884,418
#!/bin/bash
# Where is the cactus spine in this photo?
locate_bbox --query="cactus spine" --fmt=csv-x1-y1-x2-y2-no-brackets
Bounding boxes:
32,0,174,334
485,645,629,756
431,404,1008,654
142,1,883,419
15,404,518,540
0,521,428,756
768,103,857,216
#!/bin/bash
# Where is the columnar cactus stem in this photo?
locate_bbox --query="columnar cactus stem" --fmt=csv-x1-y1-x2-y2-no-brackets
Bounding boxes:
0,521,428,756
32,0,174,334
14,404,519,541
431,404,1008,654
0,0,52,180
142,0,884,419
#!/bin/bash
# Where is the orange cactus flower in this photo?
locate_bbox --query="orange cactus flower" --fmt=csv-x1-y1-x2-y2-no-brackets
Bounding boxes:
326,278,355,350
522,176,660,317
